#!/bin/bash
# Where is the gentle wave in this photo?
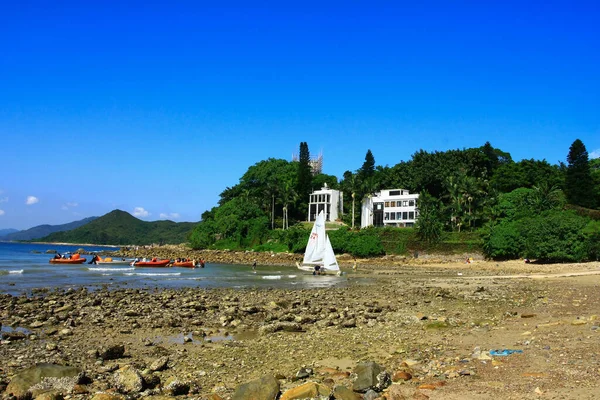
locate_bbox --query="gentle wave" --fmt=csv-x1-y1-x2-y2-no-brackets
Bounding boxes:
124,272,182,277
0,269,24,276
262,275,282,280
88,267,135,272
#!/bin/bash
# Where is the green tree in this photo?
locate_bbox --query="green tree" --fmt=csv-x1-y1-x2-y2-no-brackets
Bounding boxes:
356,149,376,202
566,139,596,209
416,191,443,244
296,142,313,218
490,159,563,193
281,177,298,230
520,210,589,262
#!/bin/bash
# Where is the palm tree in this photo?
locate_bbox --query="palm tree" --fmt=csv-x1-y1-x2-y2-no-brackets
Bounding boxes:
444,175,465,232
281,179,298,230
531,182,563,212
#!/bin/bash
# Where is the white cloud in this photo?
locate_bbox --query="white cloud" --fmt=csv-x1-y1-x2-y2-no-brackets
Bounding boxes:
133,207,150,217
0,209,4,216
0,197,8,203
590,149,600,159
25,196,39,205
62,202,79,210
159,212,180,220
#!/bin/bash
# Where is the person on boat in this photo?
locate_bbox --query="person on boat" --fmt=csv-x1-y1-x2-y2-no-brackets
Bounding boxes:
199,258,205,268
54,253,62,259
313,265,322,275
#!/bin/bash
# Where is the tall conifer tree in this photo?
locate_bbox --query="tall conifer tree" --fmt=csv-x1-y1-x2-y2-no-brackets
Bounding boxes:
565,139,596,209
358,149,376,199
297,142,313,218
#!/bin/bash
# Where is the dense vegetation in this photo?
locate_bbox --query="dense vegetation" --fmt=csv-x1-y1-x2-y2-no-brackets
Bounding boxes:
38,210,196,245
190,140,600,262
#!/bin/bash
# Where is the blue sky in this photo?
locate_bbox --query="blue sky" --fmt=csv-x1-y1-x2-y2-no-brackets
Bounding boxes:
1,1,598,230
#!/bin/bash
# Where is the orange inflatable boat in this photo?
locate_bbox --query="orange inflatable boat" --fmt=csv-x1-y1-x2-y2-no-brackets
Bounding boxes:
49,253,87,264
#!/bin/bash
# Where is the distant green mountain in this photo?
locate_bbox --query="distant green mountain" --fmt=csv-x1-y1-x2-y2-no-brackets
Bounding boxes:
38,209,197,245
0,228,19,239
1,217,98,241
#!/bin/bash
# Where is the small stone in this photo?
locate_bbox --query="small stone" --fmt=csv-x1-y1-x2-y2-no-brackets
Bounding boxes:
392,371,412,381
521,314,536,318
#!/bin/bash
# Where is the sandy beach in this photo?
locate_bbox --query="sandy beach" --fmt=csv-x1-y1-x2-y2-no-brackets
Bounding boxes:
1,254,600,399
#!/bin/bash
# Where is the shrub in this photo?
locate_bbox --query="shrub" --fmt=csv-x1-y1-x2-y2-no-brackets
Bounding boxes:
583,220,600,261
482,221,524,260
520,210,588,262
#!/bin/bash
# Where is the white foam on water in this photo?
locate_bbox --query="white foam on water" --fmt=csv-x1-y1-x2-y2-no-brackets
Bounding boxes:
287,275,297,278
262,275,282,280
124,272,181,277
88,267,135,272
9,270,24,274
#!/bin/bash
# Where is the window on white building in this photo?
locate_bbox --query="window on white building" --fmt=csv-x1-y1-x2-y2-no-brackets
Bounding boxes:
384,212,389,220
409,211,415,219
409,200,415,206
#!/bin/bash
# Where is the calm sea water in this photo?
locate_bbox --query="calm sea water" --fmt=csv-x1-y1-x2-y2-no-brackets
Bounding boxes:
0,242,345,296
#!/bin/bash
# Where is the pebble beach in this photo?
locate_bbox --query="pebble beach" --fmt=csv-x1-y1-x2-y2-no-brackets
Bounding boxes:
2,248,600,399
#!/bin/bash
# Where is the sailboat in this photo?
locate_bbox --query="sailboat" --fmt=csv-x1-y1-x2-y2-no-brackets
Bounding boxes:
296,210,340,275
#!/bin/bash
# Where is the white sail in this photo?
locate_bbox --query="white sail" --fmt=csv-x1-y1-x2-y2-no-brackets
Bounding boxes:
323,236,340,271
297,210,339,274
302,210,327,265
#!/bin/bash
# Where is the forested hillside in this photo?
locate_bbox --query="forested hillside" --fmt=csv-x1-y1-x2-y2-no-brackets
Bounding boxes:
39,210,197,245
1,217,98,241
189,140,600,262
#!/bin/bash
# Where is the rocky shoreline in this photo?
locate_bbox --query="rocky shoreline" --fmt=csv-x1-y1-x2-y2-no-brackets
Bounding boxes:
2,258,600,399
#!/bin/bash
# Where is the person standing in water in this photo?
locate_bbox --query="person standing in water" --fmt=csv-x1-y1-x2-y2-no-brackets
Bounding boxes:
252,260,257,271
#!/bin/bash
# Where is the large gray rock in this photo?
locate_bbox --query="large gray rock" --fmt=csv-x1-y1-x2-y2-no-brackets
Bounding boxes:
232,375,280,400
149,356,169,372
258,322,303,335
352,361,386,393
5,363,81,399
114,365,144,393
333,385,361,400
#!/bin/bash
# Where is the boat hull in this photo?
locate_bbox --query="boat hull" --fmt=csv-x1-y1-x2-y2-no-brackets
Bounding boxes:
296,262,339,275
132,260,171,267
95,261,132,265
172,261,197,268
49,258,87,264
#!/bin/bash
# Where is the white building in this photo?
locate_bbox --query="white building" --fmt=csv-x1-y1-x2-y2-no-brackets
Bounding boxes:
361,189,419,228
308,184,343,222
